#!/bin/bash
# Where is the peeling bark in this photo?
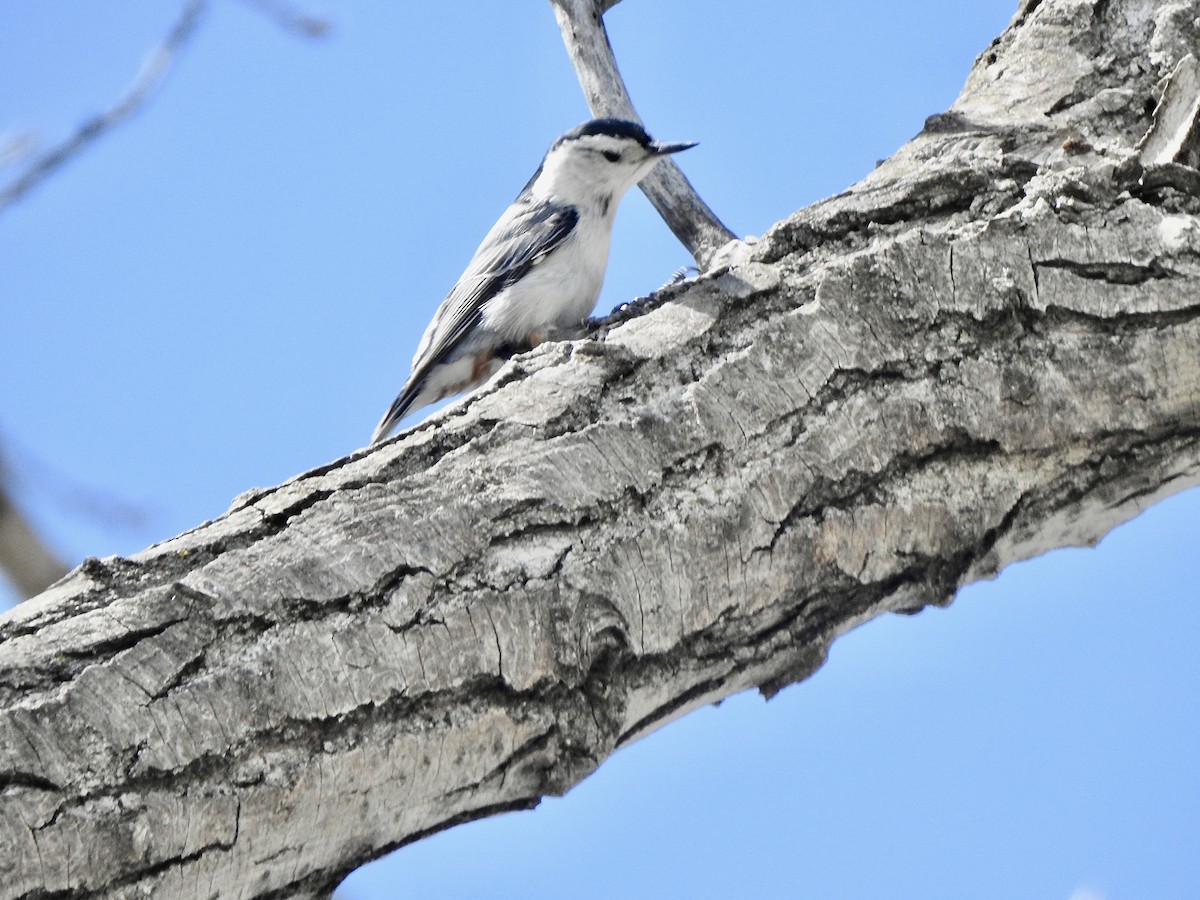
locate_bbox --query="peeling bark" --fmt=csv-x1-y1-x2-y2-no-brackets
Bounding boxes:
2,1,1199,897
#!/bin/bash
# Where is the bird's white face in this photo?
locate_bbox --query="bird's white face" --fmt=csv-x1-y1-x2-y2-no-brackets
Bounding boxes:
532,133,670,210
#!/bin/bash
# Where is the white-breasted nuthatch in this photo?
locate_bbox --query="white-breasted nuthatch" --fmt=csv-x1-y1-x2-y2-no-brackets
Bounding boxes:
370,118,696,444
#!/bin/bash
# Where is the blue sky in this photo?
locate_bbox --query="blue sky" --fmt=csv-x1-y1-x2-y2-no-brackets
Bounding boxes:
2,2,1197,898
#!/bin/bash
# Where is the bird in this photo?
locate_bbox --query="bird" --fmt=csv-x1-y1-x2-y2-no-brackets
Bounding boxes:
369,118,696,444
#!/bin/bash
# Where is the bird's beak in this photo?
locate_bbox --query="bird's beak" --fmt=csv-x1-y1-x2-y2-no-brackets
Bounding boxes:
650,140,698,155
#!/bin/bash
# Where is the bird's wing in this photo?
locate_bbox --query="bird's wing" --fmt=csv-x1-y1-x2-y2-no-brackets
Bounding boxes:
371,198,578,443
411,198,579,375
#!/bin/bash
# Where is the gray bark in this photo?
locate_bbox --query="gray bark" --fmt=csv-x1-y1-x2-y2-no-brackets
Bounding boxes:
2,0,1199,896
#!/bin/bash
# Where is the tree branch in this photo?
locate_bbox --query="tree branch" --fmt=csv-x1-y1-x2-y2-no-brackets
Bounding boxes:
0,481,67,600
0,0,330,215
0,1,208,214
550,0,737,269
236,0,332,39
1,1,1199,897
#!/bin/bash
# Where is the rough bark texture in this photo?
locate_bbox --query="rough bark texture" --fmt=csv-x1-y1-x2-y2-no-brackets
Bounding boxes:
2,1,1199,897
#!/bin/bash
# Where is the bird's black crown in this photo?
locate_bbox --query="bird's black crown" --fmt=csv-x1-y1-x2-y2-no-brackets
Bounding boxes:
556,118,654,150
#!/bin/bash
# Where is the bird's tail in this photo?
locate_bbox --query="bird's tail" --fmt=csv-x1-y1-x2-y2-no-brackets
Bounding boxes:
370,380,422,445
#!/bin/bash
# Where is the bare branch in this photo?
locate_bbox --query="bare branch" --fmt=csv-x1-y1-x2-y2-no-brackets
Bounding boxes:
0,0,208,214
237,0,333,39
3,435,154,535
550,0,737,270
2,1,1198,895
0,481,67,601
0,132,37,171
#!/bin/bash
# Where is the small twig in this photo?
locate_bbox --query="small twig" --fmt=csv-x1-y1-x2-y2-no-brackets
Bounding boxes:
0,431,155,534
237,0,332,38
550,0,737,270
0,131,37,171
0,0,331,214
0,0,208,213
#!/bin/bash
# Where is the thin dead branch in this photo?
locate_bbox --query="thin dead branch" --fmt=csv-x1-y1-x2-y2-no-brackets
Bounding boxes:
0,481,67,601
550,0,737,269
237,0,332,39
0,1,208,213
0,0,331,215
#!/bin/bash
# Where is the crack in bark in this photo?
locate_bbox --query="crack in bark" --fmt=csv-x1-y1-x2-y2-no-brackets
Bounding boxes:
56,617,182,666
1034,257,1178,284
0,771,61,793
6,3,1200,894
760,159,1034,266
25,812,240,900
616,675,727,746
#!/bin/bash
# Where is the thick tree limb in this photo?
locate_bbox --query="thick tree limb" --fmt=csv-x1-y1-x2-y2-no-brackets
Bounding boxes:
2,1,1199,897
550,0,737,268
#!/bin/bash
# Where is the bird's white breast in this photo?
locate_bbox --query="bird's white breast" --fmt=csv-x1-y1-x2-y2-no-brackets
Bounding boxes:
480,202,615,339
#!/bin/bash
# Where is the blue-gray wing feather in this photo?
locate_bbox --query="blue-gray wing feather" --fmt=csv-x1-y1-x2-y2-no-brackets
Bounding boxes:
372,198,578,441
411,198,579,377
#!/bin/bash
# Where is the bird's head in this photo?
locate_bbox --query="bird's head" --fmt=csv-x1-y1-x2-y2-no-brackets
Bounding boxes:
529,118,696,210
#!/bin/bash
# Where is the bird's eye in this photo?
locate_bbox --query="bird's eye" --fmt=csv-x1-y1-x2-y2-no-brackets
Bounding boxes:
602,150,621,162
